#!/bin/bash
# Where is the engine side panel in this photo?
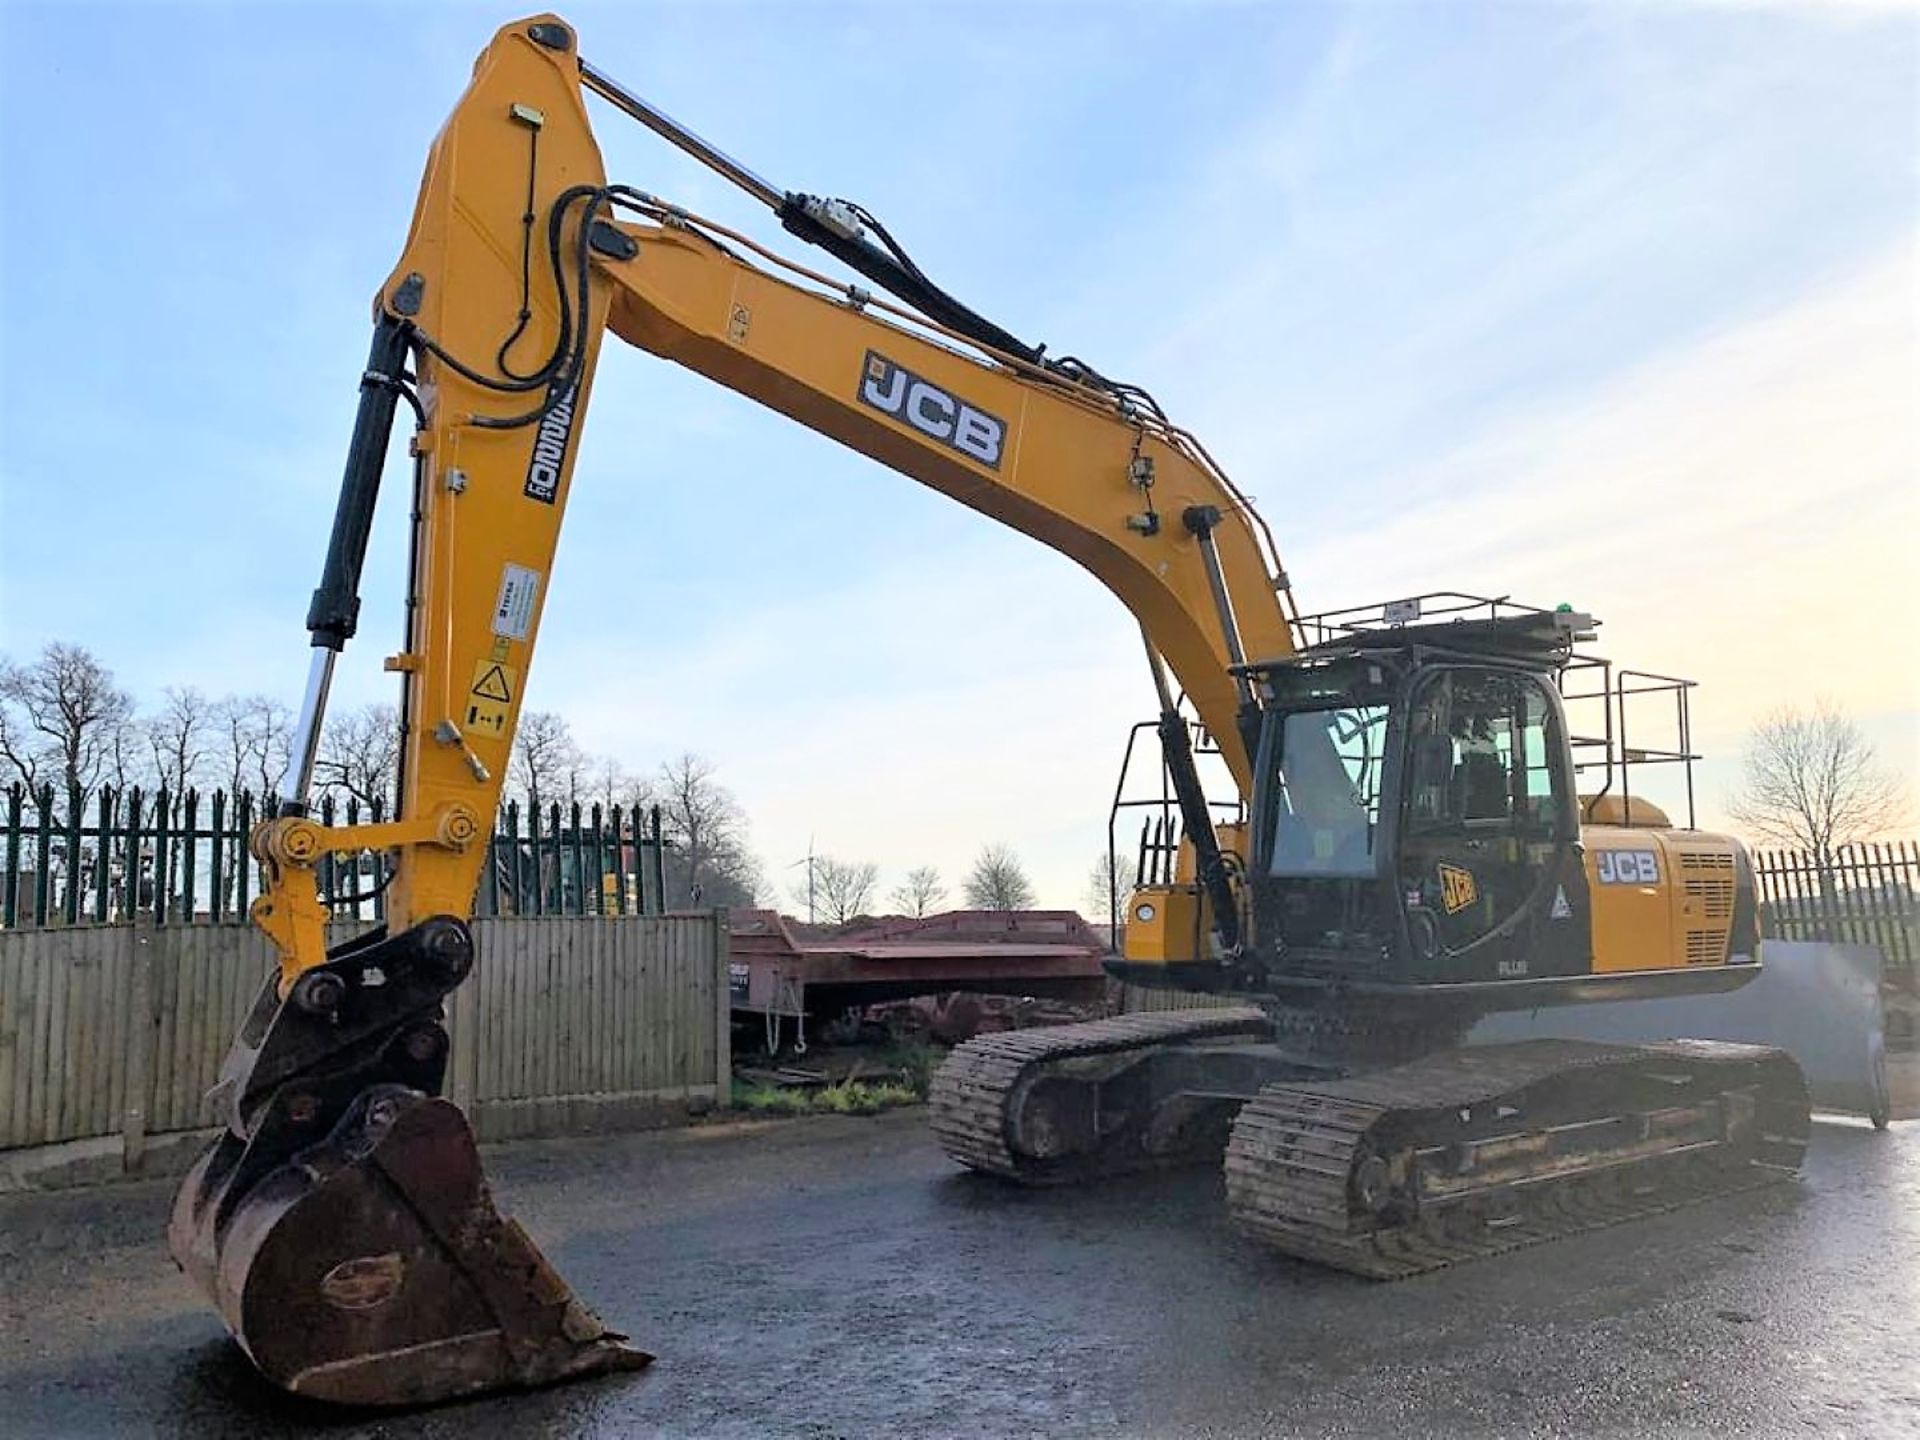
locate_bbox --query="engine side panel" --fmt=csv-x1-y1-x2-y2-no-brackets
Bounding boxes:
1588,829,1746,974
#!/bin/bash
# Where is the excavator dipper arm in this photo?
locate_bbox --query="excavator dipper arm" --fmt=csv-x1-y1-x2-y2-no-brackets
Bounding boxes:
173,12,1295,1406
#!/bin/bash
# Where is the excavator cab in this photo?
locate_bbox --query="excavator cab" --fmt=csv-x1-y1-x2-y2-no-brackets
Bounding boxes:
1247,609,1594,991
1117,596,1760,1013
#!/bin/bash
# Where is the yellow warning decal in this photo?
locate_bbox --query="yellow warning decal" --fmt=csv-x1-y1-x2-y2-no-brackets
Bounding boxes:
465,659,518,739
1438,863,1478,915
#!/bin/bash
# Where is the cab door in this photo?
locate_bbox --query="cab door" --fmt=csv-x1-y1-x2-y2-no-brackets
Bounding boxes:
1397,665,1588,981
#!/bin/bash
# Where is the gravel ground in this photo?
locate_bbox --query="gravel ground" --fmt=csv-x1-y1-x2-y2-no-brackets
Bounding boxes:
0,1109,1914,1438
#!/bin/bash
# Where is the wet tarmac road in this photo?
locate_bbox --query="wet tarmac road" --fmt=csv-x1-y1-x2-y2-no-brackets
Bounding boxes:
1,1110,1914,1438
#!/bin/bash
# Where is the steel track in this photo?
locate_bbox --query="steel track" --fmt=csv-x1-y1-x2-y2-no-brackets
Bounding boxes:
928,1007,1271,1182
933,1015,1810,1280
1225,1038,1811,1278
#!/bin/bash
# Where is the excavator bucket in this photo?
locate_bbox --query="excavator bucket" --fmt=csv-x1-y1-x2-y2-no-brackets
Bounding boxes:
168,918,650,1406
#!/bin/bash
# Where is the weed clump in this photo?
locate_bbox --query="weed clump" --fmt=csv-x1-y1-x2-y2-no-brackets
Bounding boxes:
730,1076,922,1118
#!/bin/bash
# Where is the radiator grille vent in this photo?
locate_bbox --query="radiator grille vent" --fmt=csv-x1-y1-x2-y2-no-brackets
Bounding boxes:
1685,929,1725,964
1678,850,1734,872
1684,877,1734,921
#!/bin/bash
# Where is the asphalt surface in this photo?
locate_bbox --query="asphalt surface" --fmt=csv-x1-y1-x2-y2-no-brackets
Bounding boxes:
1,1109,1914,1439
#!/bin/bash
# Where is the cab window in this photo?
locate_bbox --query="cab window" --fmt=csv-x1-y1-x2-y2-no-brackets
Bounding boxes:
1405,670,1563,837
1268,704,1390,877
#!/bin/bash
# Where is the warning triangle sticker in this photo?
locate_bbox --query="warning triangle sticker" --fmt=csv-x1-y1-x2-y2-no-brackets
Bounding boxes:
471,664,513,703
1550,885,1573,920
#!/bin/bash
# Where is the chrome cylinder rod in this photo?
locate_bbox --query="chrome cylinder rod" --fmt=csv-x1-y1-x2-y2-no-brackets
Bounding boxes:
1139,623,1177,715
284,647,337,817
1183,507,1255,709
579,58,784,212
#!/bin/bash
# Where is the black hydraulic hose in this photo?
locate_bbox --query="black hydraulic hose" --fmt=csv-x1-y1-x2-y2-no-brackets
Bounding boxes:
776,196,1043,366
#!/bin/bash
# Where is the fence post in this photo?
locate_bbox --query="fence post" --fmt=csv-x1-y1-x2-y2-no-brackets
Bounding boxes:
609,805,628,917
649,805,665,915
589,804,606,916
713,907,731,1108
372,795,389,925
528,802,544,917
181,789,200,924
123,785,143,921
4,783,20,928
63,784,82,925
152,784,171,925
33,784,52,925
122,914,156,1174
93,786,113,923
209,790,226,924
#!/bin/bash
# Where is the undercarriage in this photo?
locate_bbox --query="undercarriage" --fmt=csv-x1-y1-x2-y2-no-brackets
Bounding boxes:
929,1006,1811,1278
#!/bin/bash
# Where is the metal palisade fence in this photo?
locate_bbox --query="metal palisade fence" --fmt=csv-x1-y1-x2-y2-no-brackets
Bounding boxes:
1753,841,1917,985
1,783,669,929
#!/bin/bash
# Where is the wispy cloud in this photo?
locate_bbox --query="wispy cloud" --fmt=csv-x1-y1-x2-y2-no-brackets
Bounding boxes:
1291,238,1919,819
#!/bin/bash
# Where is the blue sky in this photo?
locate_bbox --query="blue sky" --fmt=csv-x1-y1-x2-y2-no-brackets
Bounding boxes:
2,0,1914,910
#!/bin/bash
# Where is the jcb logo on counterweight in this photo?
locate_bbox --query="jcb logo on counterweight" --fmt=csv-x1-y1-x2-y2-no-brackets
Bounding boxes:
858,351,1005,470
1595,849,1660,885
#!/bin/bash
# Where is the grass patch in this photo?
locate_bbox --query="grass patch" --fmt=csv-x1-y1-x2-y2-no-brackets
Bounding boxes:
871,1042,942,1099
813,1079,919,1115
729,1076,922,1118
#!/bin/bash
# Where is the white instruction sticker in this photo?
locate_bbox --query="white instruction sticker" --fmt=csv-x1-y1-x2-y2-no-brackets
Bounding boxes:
492,564,541,641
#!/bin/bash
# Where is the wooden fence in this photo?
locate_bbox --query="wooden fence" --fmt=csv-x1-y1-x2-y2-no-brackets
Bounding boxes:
0,913,729,1165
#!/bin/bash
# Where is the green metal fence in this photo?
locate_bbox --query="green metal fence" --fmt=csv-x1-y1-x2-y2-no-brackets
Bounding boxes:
1754,840,1917,989
1,783,667,929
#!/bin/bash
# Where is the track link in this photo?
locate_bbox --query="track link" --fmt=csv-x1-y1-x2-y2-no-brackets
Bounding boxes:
1225,1038,1810,1279
930,1007,1271,1183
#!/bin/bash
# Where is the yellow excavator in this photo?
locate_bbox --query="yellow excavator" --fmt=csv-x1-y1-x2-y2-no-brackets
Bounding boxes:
169,13,1812,1409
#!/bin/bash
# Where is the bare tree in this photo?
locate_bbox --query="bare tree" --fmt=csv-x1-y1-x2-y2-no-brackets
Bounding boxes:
216,694,292,805
656,752,759,907
0,694,28,794
964,843,1035,911
314,702,401,813
579,753,650,818
1084,850,1141,926
510,710,580,817
0,643,136,803
106,721,150,797
145,686,212,794
890,864,945,917
802,856,878,926
1729,703,1905,860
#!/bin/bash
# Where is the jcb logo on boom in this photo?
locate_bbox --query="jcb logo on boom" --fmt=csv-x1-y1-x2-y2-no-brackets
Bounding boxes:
858,351,1005,470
